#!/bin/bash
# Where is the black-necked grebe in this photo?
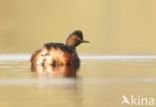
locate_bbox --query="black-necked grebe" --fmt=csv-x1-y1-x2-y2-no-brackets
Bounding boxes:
31,30,89,68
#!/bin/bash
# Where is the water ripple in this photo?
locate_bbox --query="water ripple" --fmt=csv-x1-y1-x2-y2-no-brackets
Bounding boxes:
0,54,156,61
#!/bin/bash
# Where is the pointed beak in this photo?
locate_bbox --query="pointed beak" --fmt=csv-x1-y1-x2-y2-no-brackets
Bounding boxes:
81,40,90,43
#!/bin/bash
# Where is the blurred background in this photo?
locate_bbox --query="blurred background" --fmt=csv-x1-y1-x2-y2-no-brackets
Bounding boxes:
0,0,156,55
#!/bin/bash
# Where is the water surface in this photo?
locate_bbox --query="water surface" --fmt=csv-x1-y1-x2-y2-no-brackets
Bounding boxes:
0,55,156,107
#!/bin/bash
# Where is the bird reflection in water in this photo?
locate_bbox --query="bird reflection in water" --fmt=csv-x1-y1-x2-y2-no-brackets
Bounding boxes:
31,64,80,78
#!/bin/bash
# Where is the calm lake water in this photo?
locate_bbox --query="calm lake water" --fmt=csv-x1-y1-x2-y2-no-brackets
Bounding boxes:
0,54,156,107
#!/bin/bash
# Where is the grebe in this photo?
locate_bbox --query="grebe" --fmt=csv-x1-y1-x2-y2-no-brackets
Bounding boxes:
31,30,89,68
